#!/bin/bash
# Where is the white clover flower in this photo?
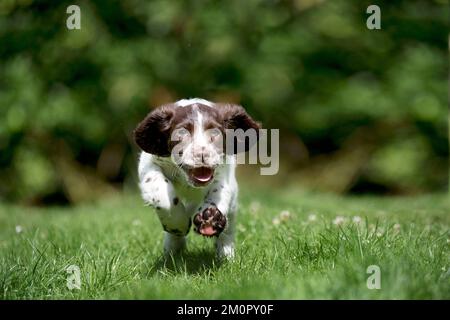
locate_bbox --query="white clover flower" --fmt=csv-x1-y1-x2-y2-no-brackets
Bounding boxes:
279,210,291,221
352,216,362,224
272,217,280,226
15,225,23,234
393,223,401,234
308,214,317,222
333,216,345,226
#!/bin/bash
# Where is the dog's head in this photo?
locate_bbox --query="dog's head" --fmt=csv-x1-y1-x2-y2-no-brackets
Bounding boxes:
134,99,261,187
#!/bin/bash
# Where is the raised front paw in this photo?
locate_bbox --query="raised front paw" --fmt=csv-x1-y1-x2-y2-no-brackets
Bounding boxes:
193,206,227,237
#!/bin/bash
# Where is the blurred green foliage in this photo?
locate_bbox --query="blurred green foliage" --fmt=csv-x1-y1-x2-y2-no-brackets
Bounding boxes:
0,0,448,204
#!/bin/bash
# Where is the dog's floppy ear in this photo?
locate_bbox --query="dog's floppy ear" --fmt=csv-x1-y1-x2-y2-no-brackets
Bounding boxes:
133,104,176,157
218,103,261,154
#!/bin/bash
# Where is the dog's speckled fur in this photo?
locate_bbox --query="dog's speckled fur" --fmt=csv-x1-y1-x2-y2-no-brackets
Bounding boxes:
134,98,260,259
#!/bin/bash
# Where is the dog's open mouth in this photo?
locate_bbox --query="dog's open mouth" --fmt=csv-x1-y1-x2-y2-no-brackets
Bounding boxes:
188,167,214,186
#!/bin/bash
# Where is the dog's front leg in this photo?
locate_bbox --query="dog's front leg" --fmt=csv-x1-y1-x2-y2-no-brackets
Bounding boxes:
193,180,237,260
139,169,191,255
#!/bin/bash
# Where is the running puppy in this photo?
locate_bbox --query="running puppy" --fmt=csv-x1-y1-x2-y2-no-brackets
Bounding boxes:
134,98,260,259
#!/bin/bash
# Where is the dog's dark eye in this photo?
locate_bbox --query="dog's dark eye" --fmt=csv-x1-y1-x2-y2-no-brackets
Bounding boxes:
175,128,189,138
208,128,221,138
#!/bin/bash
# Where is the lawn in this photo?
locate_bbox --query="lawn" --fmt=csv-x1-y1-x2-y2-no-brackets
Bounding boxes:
0,187,449,299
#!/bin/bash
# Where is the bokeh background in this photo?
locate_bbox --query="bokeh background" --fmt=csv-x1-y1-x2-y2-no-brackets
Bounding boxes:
0,0,448,205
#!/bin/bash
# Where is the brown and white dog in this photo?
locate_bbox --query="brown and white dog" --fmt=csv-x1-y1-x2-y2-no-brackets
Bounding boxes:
134,98,260,259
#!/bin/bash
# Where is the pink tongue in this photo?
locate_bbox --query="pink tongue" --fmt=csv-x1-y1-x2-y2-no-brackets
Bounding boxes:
192,167,213,182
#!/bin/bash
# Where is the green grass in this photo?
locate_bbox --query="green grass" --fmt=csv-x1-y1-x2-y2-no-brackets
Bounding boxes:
0,187,449,299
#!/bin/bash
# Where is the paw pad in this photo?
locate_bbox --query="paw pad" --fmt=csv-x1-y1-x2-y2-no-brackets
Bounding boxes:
193,206,227,237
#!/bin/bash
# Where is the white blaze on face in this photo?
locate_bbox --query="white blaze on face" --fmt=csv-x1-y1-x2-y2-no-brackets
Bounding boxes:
194,106,206,144
191,105,208,166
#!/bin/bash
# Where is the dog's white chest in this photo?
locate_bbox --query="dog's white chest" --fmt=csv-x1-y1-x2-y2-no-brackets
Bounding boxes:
173,181,207,207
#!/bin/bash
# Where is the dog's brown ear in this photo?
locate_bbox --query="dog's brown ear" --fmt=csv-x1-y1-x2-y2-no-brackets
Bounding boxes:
218,103,261,154
133,104,175,156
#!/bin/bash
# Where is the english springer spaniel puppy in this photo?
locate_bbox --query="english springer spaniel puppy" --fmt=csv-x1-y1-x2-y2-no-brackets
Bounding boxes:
133,98,260,259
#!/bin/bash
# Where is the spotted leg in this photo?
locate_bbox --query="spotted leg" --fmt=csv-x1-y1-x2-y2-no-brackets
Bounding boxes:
139,168,191,255
192,180,237,260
